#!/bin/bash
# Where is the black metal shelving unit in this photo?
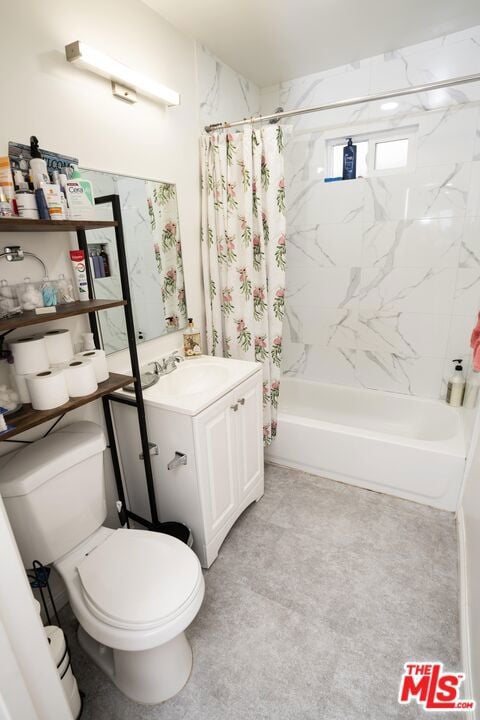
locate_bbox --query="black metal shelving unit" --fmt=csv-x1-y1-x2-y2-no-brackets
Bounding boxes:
0,210,160,531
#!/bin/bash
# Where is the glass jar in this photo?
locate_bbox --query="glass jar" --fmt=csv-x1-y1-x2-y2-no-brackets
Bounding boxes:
0,279,22,318
41,277,57,307
16,276,44,311
56,273,76,304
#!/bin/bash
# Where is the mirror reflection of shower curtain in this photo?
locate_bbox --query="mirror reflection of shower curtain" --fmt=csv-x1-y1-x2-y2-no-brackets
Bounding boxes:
201,126,287,445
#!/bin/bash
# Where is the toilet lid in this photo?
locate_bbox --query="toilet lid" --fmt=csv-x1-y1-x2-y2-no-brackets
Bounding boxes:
77,529,201,631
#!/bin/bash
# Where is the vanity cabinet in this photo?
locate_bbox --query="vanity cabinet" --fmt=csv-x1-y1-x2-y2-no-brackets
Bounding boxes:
193,372,263,548
111,367,264,567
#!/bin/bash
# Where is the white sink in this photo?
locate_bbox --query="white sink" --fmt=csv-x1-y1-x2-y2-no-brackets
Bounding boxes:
156,361,231,397
118,355,261,416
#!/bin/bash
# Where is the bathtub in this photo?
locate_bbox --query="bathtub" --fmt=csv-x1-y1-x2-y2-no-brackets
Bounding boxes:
265,377,466,511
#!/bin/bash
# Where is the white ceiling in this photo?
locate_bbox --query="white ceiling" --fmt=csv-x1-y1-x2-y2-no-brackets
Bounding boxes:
143,0,480,87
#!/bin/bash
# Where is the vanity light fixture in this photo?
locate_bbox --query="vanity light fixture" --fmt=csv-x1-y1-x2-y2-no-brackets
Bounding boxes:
65,41,180,106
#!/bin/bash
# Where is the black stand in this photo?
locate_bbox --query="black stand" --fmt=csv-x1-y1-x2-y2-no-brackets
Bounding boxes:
77,195,189,543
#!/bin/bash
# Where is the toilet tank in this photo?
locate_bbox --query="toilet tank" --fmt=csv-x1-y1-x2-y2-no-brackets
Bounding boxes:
0,422,107,568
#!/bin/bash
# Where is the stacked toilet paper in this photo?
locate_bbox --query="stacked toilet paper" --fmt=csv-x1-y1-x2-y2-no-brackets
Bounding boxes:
9,330,109,411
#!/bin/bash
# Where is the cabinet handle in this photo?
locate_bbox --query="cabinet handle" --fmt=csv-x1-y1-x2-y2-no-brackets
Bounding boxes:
237,397,245,405
230,403,238,412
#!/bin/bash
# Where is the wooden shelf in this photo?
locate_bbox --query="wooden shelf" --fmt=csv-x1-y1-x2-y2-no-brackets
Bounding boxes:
0,299,126,332
0,218,117,232
1,373,134,441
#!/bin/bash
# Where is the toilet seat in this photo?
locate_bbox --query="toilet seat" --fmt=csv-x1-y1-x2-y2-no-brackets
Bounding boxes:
77,529,202,632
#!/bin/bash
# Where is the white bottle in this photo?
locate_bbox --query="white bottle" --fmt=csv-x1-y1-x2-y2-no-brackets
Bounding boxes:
29,136,49,189
446,359,465,407
30,158,49,189
463,369,480,409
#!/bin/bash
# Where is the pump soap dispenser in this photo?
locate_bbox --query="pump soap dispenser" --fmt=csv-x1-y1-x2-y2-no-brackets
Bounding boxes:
446,359,465,407
183,318,202,358
343,138,357,180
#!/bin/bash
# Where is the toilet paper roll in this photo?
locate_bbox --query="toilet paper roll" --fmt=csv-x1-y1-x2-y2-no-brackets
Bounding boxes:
43,329,74,365
63,359,98,397
12,372,31,404
75,349,109,383
9,335,49,375
82,332,95,351
26,368,69,410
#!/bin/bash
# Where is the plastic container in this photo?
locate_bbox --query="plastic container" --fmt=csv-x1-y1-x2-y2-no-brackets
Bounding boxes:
464,370,480,409
0,279,22,317
16,277,44,311
66,167,95,220
446,359,465,407
56,274,76,304
41,277,57,307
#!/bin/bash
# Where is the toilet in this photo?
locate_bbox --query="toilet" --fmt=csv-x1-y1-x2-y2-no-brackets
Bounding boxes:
0,421,205,705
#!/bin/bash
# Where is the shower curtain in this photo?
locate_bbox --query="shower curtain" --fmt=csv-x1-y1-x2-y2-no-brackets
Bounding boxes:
201,126,286,444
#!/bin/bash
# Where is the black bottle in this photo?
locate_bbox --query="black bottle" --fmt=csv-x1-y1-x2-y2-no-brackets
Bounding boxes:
343,138,357,180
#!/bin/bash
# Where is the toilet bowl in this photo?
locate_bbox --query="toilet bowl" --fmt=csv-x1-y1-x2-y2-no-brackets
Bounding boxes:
56,526,205,703
0,421,205,704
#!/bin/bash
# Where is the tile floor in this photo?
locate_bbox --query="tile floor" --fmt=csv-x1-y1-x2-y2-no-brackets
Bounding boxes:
64,463,461,719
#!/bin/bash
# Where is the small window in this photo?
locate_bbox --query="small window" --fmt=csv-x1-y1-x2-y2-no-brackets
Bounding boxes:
374,138,409,170
327,127,416,178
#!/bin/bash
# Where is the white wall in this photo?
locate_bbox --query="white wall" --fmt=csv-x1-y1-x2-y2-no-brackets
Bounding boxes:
197,43,260,128
0,0,203,339
0,0,204,522
0,4,260,529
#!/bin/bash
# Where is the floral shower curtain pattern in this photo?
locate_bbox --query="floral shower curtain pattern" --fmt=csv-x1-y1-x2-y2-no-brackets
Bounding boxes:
146,180,187,330
201,126,286,445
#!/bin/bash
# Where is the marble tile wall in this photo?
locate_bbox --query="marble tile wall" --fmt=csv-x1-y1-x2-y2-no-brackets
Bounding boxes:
264,25,480,398
197,44,260,128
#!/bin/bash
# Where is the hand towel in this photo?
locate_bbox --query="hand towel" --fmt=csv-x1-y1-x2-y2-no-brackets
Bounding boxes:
473,340,480,372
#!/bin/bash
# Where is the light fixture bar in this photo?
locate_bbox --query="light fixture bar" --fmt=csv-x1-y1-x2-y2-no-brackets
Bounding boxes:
65,40,180,106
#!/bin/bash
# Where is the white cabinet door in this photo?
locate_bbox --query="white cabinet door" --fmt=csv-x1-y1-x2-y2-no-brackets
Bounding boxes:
194,393,237,542
235,372,264,505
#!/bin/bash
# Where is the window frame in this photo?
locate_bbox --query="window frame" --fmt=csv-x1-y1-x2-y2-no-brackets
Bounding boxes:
326,125,418,178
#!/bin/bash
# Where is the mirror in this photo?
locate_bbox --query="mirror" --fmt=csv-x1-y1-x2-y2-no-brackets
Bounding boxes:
80,169,188,353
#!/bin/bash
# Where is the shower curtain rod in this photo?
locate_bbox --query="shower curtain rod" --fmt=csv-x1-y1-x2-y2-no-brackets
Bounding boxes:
204,72,480,132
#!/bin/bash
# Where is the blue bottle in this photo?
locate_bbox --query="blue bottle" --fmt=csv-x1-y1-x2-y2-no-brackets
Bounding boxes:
342,138,357,180
34,187,50,219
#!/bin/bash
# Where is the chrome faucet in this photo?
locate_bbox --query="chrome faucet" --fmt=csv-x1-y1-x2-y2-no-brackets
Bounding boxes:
153,351,183,377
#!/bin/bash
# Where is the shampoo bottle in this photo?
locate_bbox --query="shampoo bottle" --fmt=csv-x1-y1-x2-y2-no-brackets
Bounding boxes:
446,359,465,407
342,138,357,180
